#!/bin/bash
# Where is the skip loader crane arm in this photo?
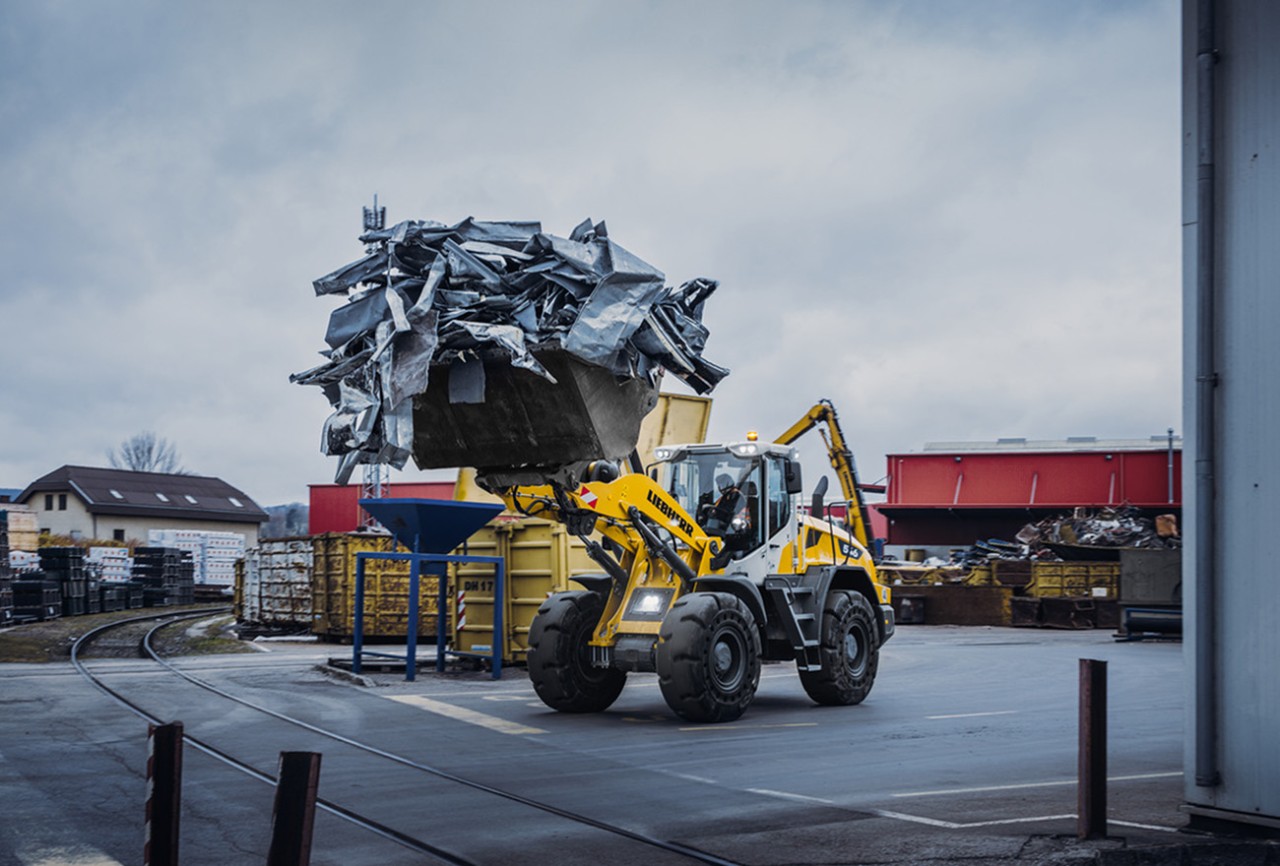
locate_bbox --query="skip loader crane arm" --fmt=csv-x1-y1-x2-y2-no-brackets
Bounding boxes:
774,399,875,552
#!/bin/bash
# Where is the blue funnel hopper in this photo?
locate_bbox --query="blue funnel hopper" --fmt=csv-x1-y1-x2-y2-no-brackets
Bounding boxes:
358,498,505,554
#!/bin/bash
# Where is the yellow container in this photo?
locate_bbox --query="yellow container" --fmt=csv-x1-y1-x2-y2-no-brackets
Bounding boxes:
450,522,506,656
310,533,446,641
452,517,600,664
1027,561,1119,599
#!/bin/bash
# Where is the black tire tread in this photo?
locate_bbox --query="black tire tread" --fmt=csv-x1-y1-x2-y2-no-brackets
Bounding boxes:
527,591,625,713
799,589,879,706
656,591,761,723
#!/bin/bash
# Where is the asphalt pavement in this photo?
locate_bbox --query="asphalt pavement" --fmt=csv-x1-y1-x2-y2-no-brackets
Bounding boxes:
1,623,1276,865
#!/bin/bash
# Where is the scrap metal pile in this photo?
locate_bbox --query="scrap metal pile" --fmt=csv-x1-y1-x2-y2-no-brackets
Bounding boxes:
292,217,727,483
949,506,1181,569
1015,506,1180,552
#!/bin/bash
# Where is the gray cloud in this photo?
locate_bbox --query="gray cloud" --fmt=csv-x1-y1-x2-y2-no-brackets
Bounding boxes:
0,1,1180,505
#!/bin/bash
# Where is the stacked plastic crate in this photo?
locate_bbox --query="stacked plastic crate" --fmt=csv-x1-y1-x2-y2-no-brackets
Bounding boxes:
203,532,245,588
133,547,183,607
148,530,245,587
0,512,11,626
88,548,134,612
12,548,60,621
39,548,89,617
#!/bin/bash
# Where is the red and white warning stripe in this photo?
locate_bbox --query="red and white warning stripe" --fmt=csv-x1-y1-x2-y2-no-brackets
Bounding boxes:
578,485,599,508
457,590,467,631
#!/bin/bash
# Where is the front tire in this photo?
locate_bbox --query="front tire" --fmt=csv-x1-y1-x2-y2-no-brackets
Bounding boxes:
799,590,879,706
656,592,761,723
527,591,625,713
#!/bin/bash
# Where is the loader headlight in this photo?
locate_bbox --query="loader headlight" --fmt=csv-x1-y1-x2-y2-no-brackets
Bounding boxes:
729,443,759,457
654,447,673,462
624,587,675,621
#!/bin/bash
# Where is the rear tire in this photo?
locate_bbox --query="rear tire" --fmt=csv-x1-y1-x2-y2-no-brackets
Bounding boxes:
527,591,625,713
799,590,879,705
656,592,761,723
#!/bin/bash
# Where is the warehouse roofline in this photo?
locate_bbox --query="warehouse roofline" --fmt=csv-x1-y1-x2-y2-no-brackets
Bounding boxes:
906,436,1183,455
17,465,268,524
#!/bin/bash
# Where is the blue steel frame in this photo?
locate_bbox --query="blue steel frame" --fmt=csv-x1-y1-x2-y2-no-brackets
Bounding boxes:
350,550,506,681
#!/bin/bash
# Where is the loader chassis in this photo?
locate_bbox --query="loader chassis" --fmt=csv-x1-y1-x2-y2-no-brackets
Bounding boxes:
509,432,894,723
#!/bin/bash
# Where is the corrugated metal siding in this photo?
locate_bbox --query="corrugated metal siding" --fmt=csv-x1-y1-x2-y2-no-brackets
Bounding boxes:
1183,0,1280,820
886,450,1182,508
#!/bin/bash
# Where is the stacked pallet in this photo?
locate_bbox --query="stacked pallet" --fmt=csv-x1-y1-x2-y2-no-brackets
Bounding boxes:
147,530,245,587
39,548,89,617
0,512,11,626
133,547,189,607
12,576,60,621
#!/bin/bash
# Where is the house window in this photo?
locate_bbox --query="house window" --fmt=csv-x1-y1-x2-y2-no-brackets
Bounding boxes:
44,494,53,510
184,495,198,504
113,529,125,542
109,489,124,500
229,497,244,507
156,493,170,503
58,493,67,511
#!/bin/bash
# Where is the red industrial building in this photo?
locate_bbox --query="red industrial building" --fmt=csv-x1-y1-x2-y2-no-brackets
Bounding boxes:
308,482,455,534
876,437,1182,546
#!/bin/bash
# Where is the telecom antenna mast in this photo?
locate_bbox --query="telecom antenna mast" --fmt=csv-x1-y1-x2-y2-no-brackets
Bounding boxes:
358,195,390,531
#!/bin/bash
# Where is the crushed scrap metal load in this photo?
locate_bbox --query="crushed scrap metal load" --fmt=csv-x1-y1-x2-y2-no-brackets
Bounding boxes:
292,216,727,485
1015,506,1181,558
946,507,1181,569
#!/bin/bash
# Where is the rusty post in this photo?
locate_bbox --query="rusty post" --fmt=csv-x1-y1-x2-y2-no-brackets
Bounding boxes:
1078,659,1108,839
145,721,184,866
267,751,323,866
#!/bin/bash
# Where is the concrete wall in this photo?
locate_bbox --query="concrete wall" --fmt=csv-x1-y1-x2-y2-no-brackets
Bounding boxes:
1182,0,1280,828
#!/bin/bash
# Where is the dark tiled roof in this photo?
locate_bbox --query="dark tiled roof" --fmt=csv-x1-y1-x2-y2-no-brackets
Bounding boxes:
18,465,268,524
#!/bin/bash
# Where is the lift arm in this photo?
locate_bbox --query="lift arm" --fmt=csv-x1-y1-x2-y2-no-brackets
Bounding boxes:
499,475,724,587
774,399,875,550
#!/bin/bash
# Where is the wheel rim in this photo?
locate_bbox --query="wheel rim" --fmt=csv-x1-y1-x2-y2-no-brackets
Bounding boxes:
710,626,747,692
843,624,868,678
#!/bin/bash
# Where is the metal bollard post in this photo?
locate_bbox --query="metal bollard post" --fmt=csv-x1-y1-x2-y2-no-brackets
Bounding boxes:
267,751,323,866
145,721,184,866
1078,659,1107,839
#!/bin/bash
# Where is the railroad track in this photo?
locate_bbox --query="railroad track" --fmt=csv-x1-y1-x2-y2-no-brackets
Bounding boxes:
71,611,744,866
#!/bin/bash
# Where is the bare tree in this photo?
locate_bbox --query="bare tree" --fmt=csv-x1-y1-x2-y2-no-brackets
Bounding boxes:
107,431,187,474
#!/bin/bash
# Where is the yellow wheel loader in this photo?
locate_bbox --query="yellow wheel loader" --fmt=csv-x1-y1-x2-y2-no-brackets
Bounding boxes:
497,400,894,723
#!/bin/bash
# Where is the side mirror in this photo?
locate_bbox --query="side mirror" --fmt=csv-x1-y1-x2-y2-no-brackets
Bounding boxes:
811,475,829,520
784,459,803,495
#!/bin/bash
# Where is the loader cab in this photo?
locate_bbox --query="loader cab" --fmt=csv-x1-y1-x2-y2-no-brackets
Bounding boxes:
652,441,802,564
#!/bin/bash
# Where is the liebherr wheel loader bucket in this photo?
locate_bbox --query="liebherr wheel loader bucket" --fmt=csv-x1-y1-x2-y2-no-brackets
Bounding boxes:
411,349,659,488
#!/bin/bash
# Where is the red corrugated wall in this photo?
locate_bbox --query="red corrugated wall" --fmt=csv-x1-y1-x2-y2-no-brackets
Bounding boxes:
308,482,457,534
886,450,1182,509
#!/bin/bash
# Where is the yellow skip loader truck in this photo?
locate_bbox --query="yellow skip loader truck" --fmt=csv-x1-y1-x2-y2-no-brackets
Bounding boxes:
483,399,894,723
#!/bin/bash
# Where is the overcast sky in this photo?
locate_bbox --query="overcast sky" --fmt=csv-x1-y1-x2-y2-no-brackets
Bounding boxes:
0,1,1181,507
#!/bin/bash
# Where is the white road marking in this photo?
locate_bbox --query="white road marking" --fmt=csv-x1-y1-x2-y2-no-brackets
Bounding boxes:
873,809,1076,829
660,771,719,785
386,695,547,735
1110,819,1179,833
873,810,1180,832
926,710,1018,720
892,771,1182,798
747,788,835,805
